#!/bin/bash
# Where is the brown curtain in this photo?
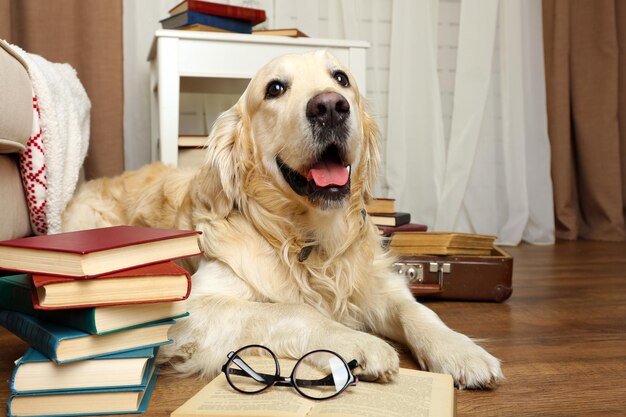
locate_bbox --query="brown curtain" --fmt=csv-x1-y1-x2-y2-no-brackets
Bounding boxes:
0,0,124,180
543,0,626,241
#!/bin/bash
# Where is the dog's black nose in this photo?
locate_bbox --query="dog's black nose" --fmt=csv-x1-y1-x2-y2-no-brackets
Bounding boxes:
306,92,350,127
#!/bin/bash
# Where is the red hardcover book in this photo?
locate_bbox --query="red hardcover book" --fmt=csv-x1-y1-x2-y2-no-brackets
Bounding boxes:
378,223,429,237
0,225,202,278
32,261,192,310
168,0,267,26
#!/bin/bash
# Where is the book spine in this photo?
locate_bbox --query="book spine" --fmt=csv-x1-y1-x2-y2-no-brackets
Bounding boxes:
9,358,22,395
162,11,253,33
0,277,35,314
0,276,100,333
0,311,59,361
45,309,98,334
7,395,15,417
187,0,266,24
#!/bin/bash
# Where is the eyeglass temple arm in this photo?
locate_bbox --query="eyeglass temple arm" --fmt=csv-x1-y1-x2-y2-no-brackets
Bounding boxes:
225,353,274,384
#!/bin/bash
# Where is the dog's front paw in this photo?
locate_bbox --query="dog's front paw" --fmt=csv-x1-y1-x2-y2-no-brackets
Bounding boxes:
339,333,399,383
418,331,503,389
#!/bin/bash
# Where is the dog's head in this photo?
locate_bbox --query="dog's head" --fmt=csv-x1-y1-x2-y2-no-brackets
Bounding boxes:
197,51,379,218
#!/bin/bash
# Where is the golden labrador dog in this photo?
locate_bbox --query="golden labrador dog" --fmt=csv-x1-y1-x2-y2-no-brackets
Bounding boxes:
63,51,502,389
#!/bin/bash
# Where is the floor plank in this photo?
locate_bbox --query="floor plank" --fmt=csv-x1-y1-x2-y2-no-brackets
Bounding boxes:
1,240,625,416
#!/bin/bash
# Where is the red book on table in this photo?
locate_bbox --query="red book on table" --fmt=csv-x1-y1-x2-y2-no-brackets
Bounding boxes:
378,223,429,237
168,0,267,25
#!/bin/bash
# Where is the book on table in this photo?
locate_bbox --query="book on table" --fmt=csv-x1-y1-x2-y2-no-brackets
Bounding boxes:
389,232,496,256
0,310,174,363
171,367,454,417
7,365,159,417
368,211,411,227
161,11,253,33
252,28,309,38
176,23,234,33
168,0,267,26
0,225,202,278
10,347,158,394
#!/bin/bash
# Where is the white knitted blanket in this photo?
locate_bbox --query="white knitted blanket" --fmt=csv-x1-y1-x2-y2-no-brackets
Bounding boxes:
9,43,91,235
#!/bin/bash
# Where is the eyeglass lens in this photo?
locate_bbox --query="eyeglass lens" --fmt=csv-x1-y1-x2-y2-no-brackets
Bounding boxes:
225,345,279,393
292,350,351,399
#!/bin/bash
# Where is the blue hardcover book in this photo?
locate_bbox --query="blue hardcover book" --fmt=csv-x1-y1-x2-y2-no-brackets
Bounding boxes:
10,347,158,394
7,366,159,417
0,310,174,363
160,10,253,33
0,273,189,335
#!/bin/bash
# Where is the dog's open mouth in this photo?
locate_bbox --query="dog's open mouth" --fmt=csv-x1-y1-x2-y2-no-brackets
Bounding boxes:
277,145,351,208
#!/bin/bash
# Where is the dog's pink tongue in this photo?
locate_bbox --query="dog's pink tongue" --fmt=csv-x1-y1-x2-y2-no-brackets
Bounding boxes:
306,161,349,187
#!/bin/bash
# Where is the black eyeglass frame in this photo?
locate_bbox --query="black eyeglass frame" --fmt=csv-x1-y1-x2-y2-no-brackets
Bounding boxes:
221,344,359,400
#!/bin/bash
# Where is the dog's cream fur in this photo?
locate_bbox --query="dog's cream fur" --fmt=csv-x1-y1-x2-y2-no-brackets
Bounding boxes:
63,51,503,389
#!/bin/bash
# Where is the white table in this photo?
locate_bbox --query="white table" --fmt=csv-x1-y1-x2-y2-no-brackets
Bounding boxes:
148,29,369,166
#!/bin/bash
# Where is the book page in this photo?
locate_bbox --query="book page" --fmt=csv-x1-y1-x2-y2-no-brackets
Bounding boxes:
171,368,453,417
170,374,313,417
307,368,454,417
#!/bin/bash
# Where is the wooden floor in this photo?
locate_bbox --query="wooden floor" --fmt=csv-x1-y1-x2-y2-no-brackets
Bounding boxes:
1,240,626,416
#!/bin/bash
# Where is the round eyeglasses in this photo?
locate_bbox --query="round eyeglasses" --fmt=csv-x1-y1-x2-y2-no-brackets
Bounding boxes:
222,344,359,400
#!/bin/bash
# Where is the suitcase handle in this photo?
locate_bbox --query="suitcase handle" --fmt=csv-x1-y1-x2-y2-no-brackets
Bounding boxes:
410,283,443,294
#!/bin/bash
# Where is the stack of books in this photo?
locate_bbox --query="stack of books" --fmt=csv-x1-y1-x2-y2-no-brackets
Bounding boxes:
0,225,202,417
388,232,496,256
365,197,427,235
160,0,267,34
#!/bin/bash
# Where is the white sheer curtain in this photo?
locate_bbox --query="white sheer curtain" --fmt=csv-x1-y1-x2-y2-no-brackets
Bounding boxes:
384,0,554,245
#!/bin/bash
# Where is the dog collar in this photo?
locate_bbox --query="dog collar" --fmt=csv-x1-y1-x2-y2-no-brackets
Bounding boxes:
298,210,367,262
298,244,315,262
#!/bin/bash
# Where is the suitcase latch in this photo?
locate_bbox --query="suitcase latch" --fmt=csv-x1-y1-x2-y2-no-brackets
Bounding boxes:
392,262,424,283
429,262,451,286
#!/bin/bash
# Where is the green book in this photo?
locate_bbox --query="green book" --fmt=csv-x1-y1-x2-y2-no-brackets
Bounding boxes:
0,274,188,335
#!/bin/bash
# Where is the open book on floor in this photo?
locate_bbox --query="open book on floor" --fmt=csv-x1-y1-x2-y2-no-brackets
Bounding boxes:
171,368,454,417
7,365,159,417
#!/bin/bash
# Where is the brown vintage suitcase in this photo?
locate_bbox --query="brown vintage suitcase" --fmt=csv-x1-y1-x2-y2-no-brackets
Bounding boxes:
392,246,513,302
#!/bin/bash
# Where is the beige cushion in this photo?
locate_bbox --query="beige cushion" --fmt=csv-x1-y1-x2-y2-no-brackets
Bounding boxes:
0,155,32,239
0,40,32,154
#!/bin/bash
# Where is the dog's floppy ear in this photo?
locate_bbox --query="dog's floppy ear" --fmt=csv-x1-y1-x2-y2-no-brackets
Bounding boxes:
358,102,381,201
193,104,248,218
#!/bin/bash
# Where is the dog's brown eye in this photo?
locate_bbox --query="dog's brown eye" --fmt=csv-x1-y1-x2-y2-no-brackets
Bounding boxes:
333,71,350,87
266,81,286,99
